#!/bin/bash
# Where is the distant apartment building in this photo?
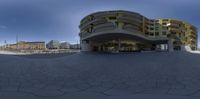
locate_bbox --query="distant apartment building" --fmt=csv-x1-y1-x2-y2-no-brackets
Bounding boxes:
60,42,70,49
46,40,60,49
8,41,45,50
79,10,198,52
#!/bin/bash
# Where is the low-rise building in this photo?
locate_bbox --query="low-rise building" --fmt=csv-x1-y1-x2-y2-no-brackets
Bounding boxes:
8,41,45,50
70,44,80,49
46,40,60,49
60,42,70,49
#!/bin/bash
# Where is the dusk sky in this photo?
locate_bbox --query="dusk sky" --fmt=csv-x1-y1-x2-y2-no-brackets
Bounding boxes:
0,0,199,46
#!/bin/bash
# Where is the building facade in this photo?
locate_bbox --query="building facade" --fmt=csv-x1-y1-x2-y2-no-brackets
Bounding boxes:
70,44,80,49
8,41,45,50
46,40,60,49
60,42,70,49
79,10,198,52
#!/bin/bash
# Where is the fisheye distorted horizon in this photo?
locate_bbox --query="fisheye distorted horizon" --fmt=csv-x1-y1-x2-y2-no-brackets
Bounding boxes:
0,0,199,46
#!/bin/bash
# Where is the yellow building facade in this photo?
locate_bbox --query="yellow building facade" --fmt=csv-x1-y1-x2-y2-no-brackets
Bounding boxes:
8,41,46,50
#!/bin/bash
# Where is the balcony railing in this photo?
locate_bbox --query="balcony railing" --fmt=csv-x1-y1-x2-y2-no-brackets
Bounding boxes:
170,20,182,24
190,27,197,33
93,22,115,33
118,16,142,22
168,23,180,28
117,17,142,27
189,35,197,39
80,18,107,30
123,24,140,32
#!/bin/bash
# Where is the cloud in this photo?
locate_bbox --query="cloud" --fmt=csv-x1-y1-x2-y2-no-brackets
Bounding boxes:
0,25,7,29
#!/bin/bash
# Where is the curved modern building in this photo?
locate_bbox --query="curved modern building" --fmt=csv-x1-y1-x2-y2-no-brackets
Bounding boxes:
79,10,198,52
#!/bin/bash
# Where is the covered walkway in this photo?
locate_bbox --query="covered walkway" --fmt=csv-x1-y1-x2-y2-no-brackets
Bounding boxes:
81,29,174,52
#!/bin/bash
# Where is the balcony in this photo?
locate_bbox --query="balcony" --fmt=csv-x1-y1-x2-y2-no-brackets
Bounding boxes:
80,32,91,38
188,31,197,36
92,12,111,19
190,26,197,32
189,35,197,39
162,26,168,30
93,22,115,33
167,23,180,28
170,20,182,24
80,18,107,30
169,28,180,32
120,12,142,19
123,24,140,32
117,17,142,26
92,19,107,25
190,40,197,44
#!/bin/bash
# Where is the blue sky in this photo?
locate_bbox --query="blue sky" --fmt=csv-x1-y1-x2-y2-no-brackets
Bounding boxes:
0,0,199,46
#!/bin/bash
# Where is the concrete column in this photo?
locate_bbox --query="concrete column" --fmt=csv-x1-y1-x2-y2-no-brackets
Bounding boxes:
81,40,92,52
164,44,168,51
168,39,174,52
118,39,121,52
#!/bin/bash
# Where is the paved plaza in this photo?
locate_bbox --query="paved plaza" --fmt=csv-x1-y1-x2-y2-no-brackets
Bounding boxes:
0,52,200,99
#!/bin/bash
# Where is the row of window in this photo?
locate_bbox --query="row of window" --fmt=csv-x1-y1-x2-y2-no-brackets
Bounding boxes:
145,31,167,36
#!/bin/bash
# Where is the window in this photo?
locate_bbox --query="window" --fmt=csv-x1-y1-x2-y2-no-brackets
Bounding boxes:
150,32,154,36
155,32,159,36
155,27,159,30
84,40,89,44
150,24,154,26
150,20,154,22
155,20,159,22
171,32,176,34
109,16,116,20
179,33,181,37
115,22,119,27
150,28,154,30
86,28,92,33
162,23,167,25
162,26,167,30
162,32,167,35
163,19,168,21
89,15,94,20
86,29,90,33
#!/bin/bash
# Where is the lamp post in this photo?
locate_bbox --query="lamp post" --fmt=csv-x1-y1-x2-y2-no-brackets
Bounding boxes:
16,33,19,50
4,40,7,49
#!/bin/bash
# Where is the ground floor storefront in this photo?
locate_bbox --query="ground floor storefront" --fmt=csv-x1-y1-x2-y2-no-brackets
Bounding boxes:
81,39,170,52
